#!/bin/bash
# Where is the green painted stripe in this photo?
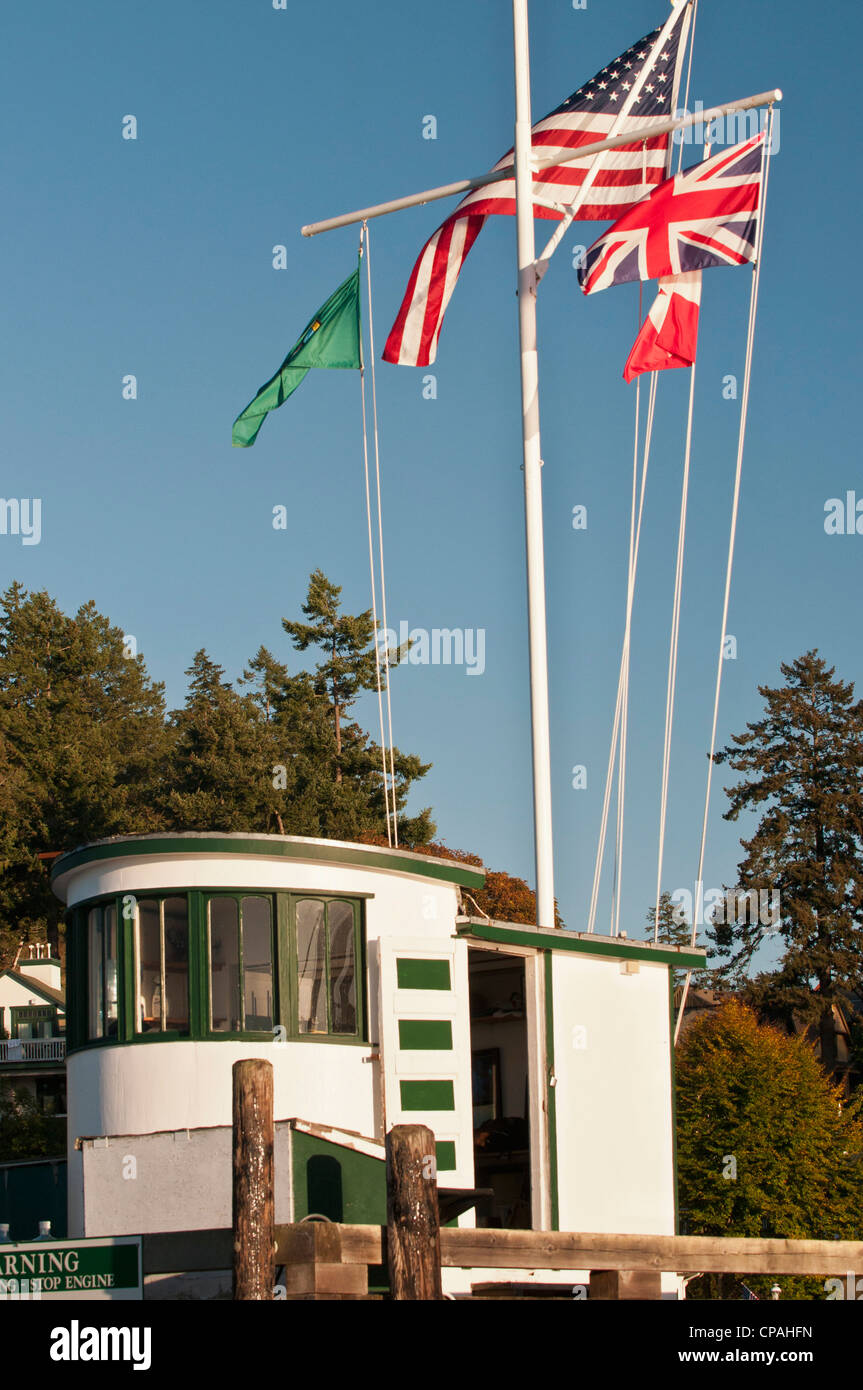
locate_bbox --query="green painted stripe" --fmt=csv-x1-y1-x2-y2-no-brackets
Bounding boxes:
399,1079,455,1111
51,833,485,894
398,1019,453,1050
396,958,451,991
435,1141,456,1172
458,921,706,969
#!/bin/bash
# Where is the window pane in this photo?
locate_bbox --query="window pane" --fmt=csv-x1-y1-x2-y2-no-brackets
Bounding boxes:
328,902,357,1034
88,908,104,1039
163,897,189,1032
296,900,327,1034
136,899,162,1033
242,897,273,1031
104,906,119,1038
209,899,240,1032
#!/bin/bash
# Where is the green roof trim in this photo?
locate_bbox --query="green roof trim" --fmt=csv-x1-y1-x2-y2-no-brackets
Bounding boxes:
457,920,707,969
50,833,485,895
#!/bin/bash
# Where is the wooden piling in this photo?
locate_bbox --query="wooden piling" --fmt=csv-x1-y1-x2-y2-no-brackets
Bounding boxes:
386,1124,442,1300
232,1058,275,1300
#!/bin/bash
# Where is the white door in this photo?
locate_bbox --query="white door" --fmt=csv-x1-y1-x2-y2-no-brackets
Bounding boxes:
378,936,475,1195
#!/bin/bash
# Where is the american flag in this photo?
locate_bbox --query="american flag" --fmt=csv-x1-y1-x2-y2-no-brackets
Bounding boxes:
383,4,693,367
579,132,766,295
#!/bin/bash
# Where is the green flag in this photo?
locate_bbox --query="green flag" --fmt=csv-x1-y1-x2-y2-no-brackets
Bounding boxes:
232,264,362,447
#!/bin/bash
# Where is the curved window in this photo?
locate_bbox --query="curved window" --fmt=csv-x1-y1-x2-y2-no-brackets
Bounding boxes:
87,904,118,1040
207,895,274,1034
75,888,363,1048
135,897,189,1034
296,899,357,1036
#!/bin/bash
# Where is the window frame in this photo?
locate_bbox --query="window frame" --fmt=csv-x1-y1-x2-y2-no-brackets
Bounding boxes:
65,886,368,1052
289,895,364,1041
203,891,278,1040
132,894,192,1039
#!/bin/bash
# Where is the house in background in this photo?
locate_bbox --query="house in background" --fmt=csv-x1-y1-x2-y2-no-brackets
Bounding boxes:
0,944,67,1117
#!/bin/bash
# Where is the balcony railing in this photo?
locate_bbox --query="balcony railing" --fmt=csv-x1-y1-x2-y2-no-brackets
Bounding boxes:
0,1038,66,1063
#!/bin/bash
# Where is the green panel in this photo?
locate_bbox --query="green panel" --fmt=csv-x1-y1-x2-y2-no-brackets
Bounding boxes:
435,1141,456,1172
398,1019,453,1051
291,1132,386,1225
396,958,451,991
399,1079,455,1111
0,1159,67,1241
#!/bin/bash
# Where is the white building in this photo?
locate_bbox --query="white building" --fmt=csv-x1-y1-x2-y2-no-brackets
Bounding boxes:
0,945,66,1116
51,832,705,1295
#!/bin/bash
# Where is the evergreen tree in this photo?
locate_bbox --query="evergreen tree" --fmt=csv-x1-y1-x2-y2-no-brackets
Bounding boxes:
0,584,168,964
711,652,863,1078
280,571,433,844
645,891,714,991
283,569,392,779
165,650,286,832
677,1000,863,1299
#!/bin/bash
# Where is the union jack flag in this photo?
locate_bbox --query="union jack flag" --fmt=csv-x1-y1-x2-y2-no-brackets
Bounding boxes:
579,132,766,296
383,4,693,367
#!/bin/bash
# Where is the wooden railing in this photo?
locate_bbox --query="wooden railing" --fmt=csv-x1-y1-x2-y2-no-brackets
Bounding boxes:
0,1038,65,1063
139,1222,863,1300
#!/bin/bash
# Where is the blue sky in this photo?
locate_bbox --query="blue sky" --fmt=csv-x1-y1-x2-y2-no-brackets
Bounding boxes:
2,0,860,948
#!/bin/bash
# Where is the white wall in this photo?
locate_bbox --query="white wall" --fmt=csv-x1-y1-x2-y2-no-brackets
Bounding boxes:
68,1039,376,1143
551,953,675,1236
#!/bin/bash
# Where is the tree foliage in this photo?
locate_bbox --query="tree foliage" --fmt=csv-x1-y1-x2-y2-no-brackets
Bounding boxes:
0,1087,66,1162
0,583,169,961
676,1000,863,1299
0,573,435,968
711,652,863,1077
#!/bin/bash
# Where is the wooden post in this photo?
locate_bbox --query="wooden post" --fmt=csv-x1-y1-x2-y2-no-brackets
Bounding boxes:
232,1059,275,1300
590,1269,663,1300
386,1124,442,1300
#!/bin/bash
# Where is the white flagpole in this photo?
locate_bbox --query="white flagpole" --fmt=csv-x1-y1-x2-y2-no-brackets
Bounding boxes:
512,0,554,930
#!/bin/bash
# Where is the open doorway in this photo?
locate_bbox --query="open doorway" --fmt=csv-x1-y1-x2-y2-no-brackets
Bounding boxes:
468,948,531,1229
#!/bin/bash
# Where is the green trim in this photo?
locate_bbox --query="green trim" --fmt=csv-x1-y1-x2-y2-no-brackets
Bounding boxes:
51,833,485,893
398,1020,453,1050
435,1141,456,1172
396,958,451,991
458,921,707,969
544,951,559,1231
399,1079,455,1111
669,970,679,1235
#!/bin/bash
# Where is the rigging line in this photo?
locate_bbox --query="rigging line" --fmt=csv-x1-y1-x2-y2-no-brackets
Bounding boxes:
675,108,775,1042
588,370,657,933
676,0,699,175
610,281,645,937
363,221,400,847
653,361,697,943
359,226,393,845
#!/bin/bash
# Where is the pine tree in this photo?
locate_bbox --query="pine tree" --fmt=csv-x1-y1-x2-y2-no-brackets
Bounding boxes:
165,651,286,832
280,570,432,843
677,1000,863,1299
0,584,169,964
282,569,391,780
711,652,863,1078
644,891,714,990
